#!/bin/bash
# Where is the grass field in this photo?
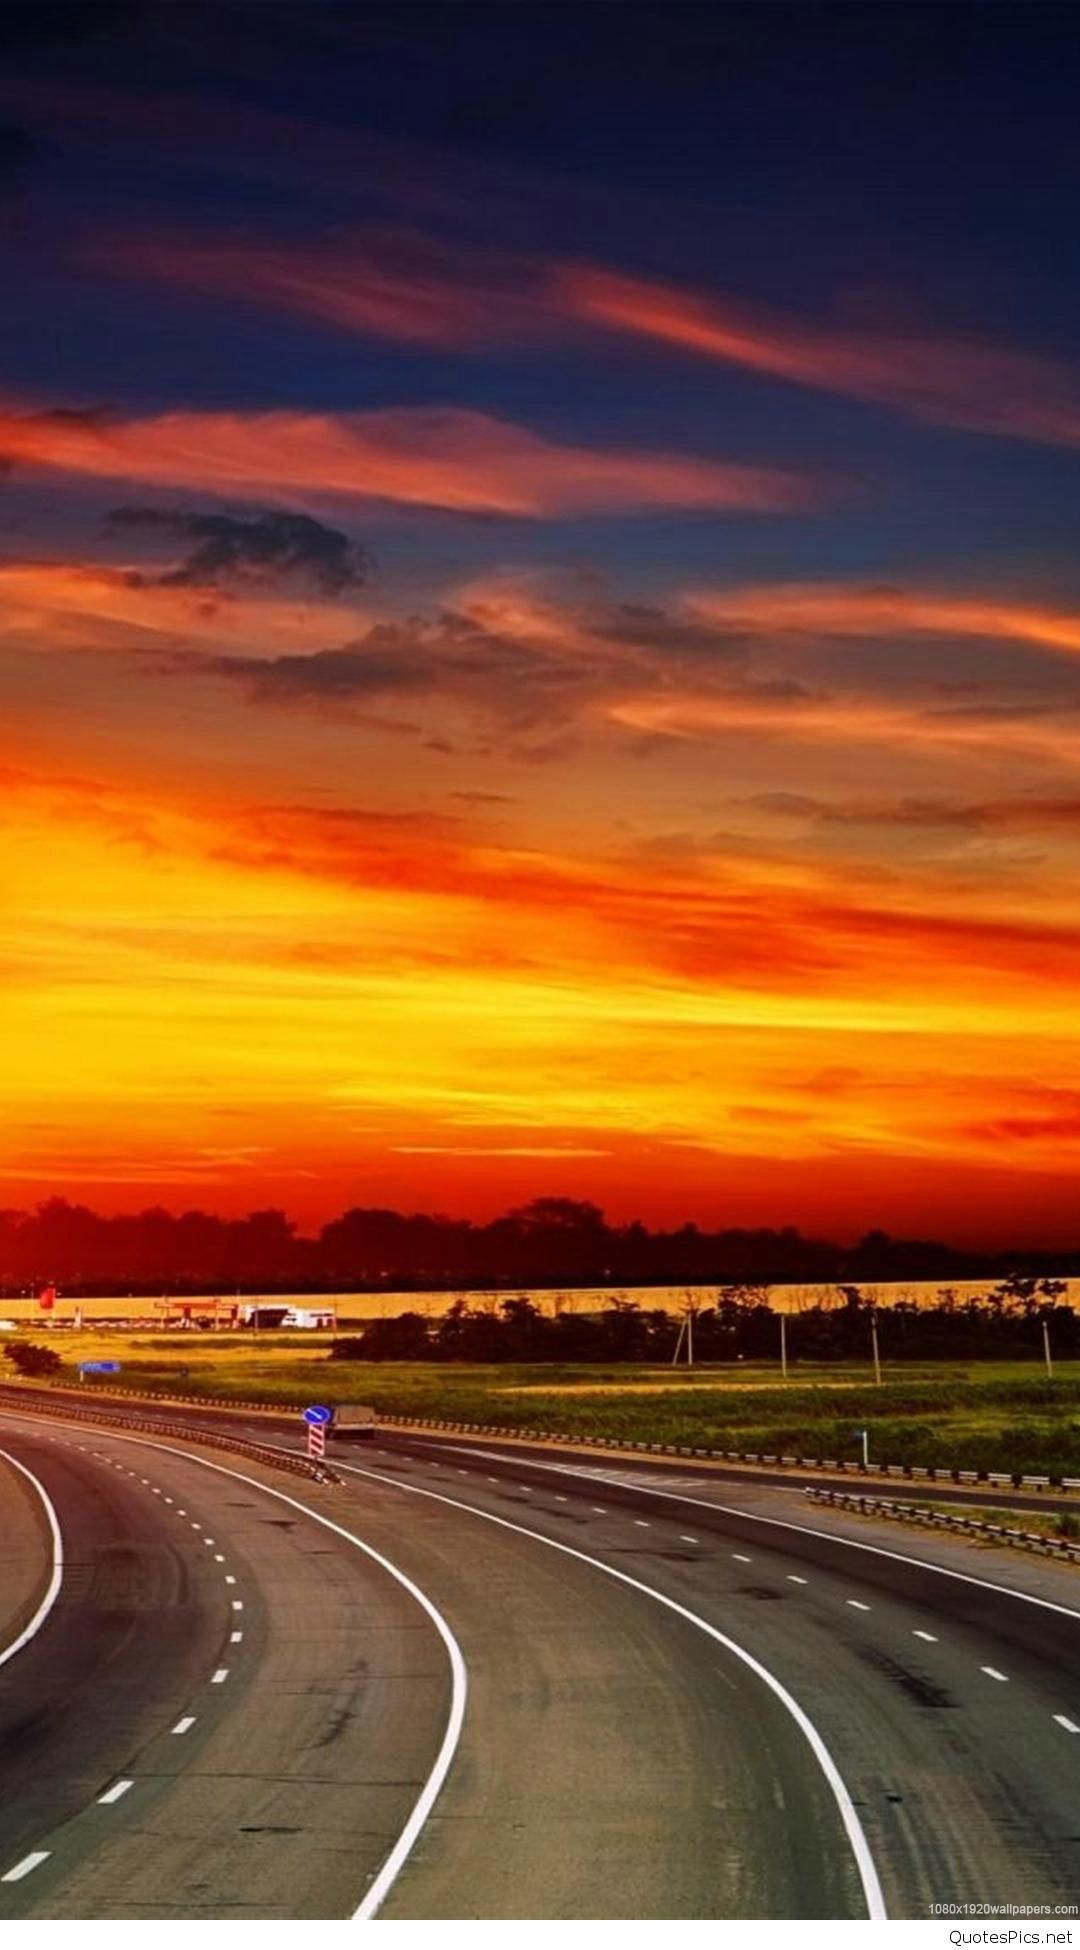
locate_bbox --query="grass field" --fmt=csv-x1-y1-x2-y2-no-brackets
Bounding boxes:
11,1333,1080,1477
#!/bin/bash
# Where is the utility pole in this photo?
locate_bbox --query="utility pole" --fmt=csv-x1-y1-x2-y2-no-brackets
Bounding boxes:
671,1313,685,1366
687,1304,694,1368
1043,1317,1054,1380
870,1311,882,1386
780,1311,788,1381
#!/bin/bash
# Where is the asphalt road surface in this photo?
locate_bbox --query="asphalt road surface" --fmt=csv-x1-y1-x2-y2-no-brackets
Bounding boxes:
0,1407,1077,1920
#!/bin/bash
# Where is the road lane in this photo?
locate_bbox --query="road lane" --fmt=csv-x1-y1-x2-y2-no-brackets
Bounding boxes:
0,1421,453,1920
329,1434,1080,1919
2,1405,1077,1920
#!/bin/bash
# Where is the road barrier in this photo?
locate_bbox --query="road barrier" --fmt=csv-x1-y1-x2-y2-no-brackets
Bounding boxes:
0,1380,1075,1495
804,1485,1080,1564
0,1388,339,1486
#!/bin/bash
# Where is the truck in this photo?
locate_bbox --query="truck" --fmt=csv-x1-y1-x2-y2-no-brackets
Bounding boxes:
329,1402,378,1440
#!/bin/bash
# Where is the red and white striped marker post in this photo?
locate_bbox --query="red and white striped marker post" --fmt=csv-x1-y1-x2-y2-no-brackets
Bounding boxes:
307,1421,326,1460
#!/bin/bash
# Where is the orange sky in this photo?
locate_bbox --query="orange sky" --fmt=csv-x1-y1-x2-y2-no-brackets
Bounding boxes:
8,549,1080,1241
6,10,1080,1246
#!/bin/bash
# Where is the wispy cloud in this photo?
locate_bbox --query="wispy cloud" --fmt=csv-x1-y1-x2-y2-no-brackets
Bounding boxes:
0,402,809,518
687,582,1080,660
559,267,1080,450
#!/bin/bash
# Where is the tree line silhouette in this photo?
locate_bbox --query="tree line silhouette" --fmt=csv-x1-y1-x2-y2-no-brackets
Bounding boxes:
328,1278,1077,1366
1,1195,1078,1298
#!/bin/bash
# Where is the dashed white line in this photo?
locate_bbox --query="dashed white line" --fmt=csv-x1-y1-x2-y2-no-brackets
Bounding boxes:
733,1553,752,1564
679,1534,699,1544
634,1520,651,1529
98,1779,133,1805
230,1630,244,1644
211,1668,229,1685
555,1494,568,1502
214,1553,225,1562
231,1599,243,1611
1053,1714,1080,1733
981,1666,1009,1683
171,1716,195,1735
847,1600,871,1612
224,1574,237,1585
913,1630,939,1643
787,1575,808,1585
333,1452,887,1922
591,1505,607,1515
1,1851,50,1883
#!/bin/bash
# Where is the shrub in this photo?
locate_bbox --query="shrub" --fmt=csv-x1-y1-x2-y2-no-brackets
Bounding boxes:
3,1341,62,1378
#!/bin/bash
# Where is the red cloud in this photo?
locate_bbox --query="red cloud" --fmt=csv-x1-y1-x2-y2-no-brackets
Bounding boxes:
0,403,808,518
559,267,1080,449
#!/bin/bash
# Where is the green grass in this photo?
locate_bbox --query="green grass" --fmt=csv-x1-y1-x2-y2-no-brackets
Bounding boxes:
11,1334,1080,1477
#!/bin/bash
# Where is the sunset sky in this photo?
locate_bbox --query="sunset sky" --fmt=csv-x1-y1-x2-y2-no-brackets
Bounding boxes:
4,2,1080,1244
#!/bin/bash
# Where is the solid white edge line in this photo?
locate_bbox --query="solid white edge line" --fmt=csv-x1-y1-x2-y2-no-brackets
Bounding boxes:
0,1447,64,1671
330,1454,887,1921
0,1413,467,1926
423,1441,1080,1625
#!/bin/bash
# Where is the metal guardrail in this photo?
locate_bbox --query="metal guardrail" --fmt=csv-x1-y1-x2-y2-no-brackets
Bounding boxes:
0,1388,339,1486
0,1381,1076,1493
804,1485,1080,1563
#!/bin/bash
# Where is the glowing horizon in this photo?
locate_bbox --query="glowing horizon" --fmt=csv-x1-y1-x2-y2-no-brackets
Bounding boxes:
5,8,1080,1247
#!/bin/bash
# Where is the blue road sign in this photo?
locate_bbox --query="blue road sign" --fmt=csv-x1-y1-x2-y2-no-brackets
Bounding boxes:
302,1403,333,1426
79,1361,121,1375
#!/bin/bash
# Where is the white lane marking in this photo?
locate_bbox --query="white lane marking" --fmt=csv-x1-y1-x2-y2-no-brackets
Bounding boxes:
634,1520,651,1529
177,1509,186,1516
733,1553,752,1564
591,1506,607,1515
913,1630,938,1643
190,1521,201,1530
1053,1715,1080,1733
680,1534,700,1544
981,1666,1009,1682
214,1553,225,1562
0,1448,64,1672
333,1457,887,1921
164,1496,173,1504
437,1445,1080,1626
486,1477,499,1484
204,1537,215,1546
847,1600,871,1612
211,1668,229,1685
230,1631,244,1644
98,1779,133,1805
224,1575,236,1584
788,1575,808,1585
1,1851,50,1882
7,1419,469,1928
555,1495,568,1502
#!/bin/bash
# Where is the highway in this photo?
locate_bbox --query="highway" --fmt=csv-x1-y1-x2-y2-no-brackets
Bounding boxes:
0,1406,1077,1919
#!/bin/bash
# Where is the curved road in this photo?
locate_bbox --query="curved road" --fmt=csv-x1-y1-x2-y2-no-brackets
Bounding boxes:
0,1407,1077,1919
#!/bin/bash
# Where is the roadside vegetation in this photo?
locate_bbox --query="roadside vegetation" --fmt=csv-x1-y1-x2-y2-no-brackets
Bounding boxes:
4,1327,1079,1478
